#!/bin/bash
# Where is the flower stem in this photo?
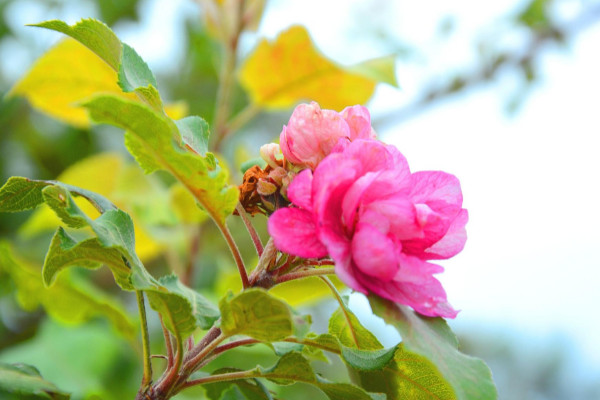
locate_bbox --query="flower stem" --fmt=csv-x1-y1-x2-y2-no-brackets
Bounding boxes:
184,332,227,373
159,315,174,369
136,290,153,388
276,267,336,284
236,202,263,256
216,219,249,289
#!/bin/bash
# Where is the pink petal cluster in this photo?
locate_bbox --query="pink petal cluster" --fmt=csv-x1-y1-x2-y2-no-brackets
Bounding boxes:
279,102,376,170
268,139,468,318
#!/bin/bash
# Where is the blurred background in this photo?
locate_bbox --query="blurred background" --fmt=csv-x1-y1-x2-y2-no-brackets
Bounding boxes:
0,0,599,399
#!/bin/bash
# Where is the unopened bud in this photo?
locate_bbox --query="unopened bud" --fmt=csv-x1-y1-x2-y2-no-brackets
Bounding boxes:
260,143,283,169
257,179,277,196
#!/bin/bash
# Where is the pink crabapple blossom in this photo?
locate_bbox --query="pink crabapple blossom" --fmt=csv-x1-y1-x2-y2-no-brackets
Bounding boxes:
279,101,376,170
268,136,468,318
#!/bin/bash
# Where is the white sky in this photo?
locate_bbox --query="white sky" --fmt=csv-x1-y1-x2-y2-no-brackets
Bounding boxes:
6,0,600,373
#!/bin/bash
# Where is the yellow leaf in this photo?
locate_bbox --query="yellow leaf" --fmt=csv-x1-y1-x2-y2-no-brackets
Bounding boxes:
19,153,164,262
10,38,137,128
239,25,396,110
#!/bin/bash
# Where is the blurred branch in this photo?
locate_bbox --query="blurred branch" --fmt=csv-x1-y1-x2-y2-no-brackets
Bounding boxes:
375,3,600,128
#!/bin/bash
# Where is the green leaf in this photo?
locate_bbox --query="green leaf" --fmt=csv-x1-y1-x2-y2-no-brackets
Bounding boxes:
340,345,397,371
145,290,196,340
156,274,220,330
41,185,89,228
175,116,210,157
355,345,456,400
30,19,162,109
219,289,293,341
328,306,382,350
369,296,497,400
0,362,70,399
43,227,132,290
0,242,135,338
82,94,238,224
0,177,116,215
30,19,122,70
0,177,49,212
261,352,382,400
204,368,272,400
118,43,158,92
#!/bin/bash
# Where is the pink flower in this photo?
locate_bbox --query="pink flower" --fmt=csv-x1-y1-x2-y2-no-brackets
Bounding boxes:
268,139,467,318
279,102,376,170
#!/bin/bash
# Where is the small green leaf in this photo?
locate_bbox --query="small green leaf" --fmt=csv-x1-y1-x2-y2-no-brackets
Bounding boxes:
175,116,210,157
145,290,195,340
340,345,397,371
219,289,293,341
369,296,497,400
118,43,158,92
30,19,121,70
43,227,132,290
328,307,382,350
30,19,162,109
0,177,49,212
157,274,219,330
260,352,381,400
204,368,272,400
0,362,70,399
41,185,89,228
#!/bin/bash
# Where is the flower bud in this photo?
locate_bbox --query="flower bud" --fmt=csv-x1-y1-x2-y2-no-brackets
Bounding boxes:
280,102,351,170
259,143,283,169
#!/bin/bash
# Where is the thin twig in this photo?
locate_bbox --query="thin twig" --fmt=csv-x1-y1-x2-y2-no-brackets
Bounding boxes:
216,219,249,289
276,267,336,284
236,202,263,256
159,315,174,369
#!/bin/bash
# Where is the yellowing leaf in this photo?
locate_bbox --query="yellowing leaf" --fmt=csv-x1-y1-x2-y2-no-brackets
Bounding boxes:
239,25,398,110
20,153,164,261
10,38,137,127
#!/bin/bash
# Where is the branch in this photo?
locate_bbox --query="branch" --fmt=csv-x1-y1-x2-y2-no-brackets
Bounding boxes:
136,291,153,388
275,267,336,284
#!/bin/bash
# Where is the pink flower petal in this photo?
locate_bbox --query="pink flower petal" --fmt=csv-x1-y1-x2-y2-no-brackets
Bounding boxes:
424,209,469,259
351,223,399,281
340,105,376,139
363,196,421,240
358,269,458,318
280,102,351,169
341,172,380,233
268,207,328,258
410,171,463,215
287,169,313,211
